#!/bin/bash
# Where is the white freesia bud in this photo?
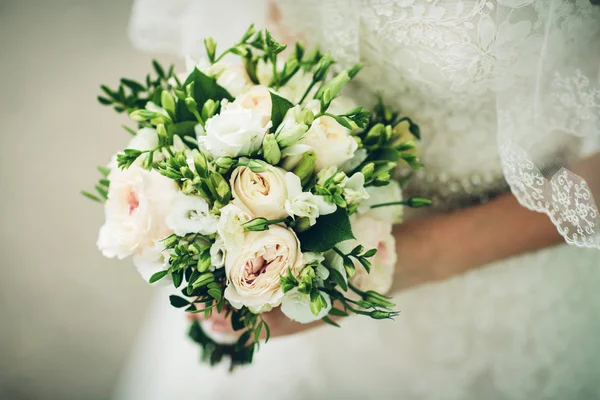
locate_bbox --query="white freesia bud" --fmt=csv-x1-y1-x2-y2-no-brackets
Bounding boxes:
224,226,303,313
284,172,336,226
230,165,289,220
166,193,219,236
200,105,270,158
97,164,178,260
303,99,358,171
281,290,332,323
358,180,404,223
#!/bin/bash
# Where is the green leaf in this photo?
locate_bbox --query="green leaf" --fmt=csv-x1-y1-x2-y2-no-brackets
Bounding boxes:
297,207,354,252
208,288,222,301
81,191,102,203
328,307,349,317
269,91,293,132
169,295,189,308
121,125,137,136
97,96,112,105
371,147,400,163
149,270,168,283
363,248,378,258
254,321,263,343
322,316,340,328
329,267,348,291
152,59,165,79
97,166,110,176
167,121,197,137
95,185,108,199
332,115,353,130
183,67,233,112
263,320,271,343
172,270,183,288
120,78,146,93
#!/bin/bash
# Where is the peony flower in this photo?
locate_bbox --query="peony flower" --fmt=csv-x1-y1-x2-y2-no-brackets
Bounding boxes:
345,216,397,294
280,290,332,323
232,85,272,127
217,204,252,259
230,165,289,220
303,99,358,171
224,226,303,313
284,172,336,225
166,193,218,236
358,180,404,223
97,164,178,260
200,104,270,158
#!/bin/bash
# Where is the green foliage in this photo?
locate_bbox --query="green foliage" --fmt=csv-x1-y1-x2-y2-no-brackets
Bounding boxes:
297,207,354,252
269,91,293,132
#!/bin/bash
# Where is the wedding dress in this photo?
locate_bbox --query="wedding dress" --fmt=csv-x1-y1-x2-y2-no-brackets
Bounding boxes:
115,1,600,399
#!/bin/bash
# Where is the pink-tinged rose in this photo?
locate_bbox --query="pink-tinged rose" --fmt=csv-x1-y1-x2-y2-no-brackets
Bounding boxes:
232,85,272,128
224,226,303,313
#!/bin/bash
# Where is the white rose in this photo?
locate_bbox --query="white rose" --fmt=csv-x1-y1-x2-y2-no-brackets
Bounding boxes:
346,216,397,294
217,204,252,258
284,172,336,226
358,180,404,223
200,105,270,158
232,85,272,127
166,193,218,236
281,290,332,323
97,164,178,259
304,99,358,171
230,165,289,220
224,226,303,313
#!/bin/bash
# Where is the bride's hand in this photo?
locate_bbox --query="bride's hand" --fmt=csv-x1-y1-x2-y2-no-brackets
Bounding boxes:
188,308,325,340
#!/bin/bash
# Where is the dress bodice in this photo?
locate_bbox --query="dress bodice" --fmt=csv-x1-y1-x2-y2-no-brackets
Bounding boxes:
274,0,599,207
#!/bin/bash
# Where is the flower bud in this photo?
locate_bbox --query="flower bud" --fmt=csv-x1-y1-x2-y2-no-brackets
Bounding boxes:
180,166,194,180
161,91,175,117
276,121,308,148
156,124,169,146
313,54,333,82
369,310,399,320
332,171,347,185
246,159,268,172
294,217,311,233
188,243,202,255
364,291,395,309
215,156,234,170
210,172,231,203
194,152,209,178
201,99,218,122
373,172,391,186
292,151,316,186
262,133,281,165
317,70,350,100
242,217,270,232
130,110,160,122
360,162,375,180
365,123,385,143
299,108,314,125
185,98,198,114
162,234,179,248
204,37,216,61
406,196,433,208
192,270,214,287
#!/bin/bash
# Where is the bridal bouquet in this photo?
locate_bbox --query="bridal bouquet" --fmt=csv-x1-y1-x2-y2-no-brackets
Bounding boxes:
85,25,428,369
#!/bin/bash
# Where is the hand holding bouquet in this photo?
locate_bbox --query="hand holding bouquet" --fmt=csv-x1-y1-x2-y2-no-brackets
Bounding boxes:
85,25,429,369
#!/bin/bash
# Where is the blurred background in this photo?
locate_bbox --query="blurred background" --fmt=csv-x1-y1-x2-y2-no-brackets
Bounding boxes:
0,1,179,399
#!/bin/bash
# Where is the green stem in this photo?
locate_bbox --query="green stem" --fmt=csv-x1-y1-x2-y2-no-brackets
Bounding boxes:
370,200,410,209
298,79,317,104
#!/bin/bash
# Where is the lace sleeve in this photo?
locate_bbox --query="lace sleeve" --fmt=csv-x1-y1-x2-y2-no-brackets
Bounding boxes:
495,0,600,248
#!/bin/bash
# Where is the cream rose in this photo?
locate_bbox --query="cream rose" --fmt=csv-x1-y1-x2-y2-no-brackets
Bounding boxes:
232,85,272,127
224,226,303,313
230,165,289,220
346,216,397,294
200,105,270,158
97,164,178,259
304,99,358,171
